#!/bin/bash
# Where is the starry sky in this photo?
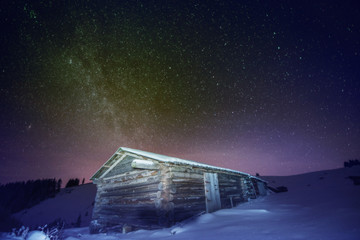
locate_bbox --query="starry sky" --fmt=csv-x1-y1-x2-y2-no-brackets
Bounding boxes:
1,0,359,184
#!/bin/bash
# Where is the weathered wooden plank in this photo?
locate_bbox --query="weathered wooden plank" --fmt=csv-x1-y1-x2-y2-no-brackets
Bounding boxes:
172,178,204,183
98,208,158,217
98,178,160,193
95,213,159,226
219,187,242,193
168,165,192,171
173,196,205,204
101,170,160,184
131,159,160,170
174,190,204,195
173,191,204,198
174,184,205,192
101,191,157,200
99,192,156,201
174,199,206,207
99,202,154,208
173,182,204,187
172,191,204,197
173,189,199,196
218,173,244,183
101,183,160,196
103,192,157,200
219,178,240,182
172,182,204,188
99,179,161,193
170,172,204,179
172,188,205,196
168,165,204,173
100,175,161,189
218,181,241,186
174,204,206,212
97,196,156,205
101,184,159,196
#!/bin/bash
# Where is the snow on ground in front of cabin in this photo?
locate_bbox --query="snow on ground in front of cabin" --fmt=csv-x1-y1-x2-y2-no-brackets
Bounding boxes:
1,166,360,240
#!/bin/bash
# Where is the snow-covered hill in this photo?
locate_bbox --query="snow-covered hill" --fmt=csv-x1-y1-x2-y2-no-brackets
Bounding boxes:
13,183,96,229
2,167,360,240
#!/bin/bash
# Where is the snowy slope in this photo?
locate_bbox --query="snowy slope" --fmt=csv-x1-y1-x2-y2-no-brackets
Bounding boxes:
2,167,360,240
13,183,96,229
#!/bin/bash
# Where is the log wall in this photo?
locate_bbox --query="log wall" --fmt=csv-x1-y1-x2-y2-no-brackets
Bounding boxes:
218,173,245,208
92,169,162,230
169,165,206,222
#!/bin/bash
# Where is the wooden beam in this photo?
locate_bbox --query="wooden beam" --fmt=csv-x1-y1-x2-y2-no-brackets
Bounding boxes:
131,159,160,170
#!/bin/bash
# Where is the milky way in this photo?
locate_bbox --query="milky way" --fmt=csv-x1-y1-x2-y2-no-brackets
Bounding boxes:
1,0,359,184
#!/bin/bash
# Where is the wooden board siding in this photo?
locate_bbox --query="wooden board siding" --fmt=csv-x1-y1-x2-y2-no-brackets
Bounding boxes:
103,155,136,178
92,169,162,230
169,166,206,222
218,173,245,208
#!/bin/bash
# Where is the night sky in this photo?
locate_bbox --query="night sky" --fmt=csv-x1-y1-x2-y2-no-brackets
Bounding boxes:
1,0,359,184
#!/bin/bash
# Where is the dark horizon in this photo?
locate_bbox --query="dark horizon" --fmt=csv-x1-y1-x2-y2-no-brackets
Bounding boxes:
1,0,359,185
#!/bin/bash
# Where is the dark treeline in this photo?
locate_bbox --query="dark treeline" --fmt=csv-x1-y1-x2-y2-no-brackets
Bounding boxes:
0,178,62,214
0,177,85,231
65,178,80,188
344,159,360,168
0,178,61,231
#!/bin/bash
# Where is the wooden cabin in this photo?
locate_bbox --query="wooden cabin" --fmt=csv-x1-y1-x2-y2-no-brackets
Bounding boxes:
90,147,267,233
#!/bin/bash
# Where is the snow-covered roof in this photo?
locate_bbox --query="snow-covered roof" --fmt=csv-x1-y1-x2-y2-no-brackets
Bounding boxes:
91,147,267,181
120,147,251,177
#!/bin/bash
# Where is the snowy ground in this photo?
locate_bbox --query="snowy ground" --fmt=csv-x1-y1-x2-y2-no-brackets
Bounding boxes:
1,167,359,240
13,183,96,229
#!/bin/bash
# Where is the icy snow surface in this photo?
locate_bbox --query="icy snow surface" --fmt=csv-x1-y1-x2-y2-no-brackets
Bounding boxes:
25,231,49,240
2,167,359,240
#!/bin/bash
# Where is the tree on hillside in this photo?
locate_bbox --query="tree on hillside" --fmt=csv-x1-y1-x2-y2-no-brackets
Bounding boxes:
344,159,360,168
65,178,80,188
56,179,62,192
